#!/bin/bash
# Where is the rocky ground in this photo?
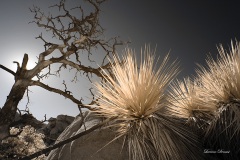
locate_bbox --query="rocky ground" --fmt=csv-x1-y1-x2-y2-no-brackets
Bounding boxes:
14,112,75,146
1,112,128,159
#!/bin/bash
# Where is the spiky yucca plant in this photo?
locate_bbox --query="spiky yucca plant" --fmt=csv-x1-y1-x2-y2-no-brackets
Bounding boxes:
169,41,240,159
196,42,240,105
94,47,204,160
198,42,240,159
169,78,216,129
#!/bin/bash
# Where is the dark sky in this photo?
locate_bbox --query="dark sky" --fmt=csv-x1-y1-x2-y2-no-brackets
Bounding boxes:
102,0,240,78
1,0,240,120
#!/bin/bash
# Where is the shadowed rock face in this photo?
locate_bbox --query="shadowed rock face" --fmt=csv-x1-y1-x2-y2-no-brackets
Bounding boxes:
47,112,128,160
39,115,75,146
13,113,75,146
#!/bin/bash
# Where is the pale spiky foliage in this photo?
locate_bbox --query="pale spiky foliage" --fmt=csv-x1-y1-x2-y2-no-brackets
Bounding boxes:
168,78,217,128
169,41,240,159
95,47,178,121
196,41,240,106
196,41,240,159
204,100,240,159
169,78,215,118
95,47,204,160
170,42,240,118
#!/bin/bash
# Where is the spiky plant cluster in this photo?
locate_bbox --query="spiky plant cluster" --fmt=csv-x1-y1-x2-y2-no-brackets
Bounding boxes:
95,47,204,160
169,41,240,159
169,78,216,128
204,100,240,159
196,42,240,105
200,42,240,159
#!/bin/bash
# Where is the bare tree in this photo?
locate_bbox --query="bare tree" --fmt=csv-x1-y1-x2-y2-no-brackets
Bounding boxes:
0,0,123,140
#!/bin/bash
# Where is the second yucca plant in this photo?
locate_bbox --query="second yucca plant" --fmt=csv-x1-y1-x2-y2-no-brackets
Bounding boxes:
94,47,204,160
169,41,240,159
199,42,240,159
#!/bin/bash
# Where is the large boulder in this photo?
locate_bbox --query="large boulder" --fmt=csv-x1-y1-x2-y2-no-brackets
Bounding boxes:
47,112,128,160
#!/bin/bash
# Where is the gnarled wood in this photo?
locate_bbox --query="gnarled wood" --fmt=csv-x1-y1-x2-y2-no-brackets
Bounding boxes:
0,0,122,143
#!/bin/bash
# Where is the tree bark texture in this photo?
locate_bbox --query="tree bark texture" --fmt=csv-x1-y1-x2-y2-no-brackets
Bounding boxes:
0,54,29,140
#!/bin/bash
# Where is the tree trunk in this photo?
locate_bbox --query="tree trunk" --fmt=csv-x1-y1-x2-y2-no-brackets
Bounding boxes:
0,54,29,140
0,80,29,140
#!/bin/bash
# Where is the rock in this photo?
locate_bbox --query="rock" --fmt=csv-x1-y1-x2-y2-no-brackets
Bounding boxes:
13,113,46,130
47,112,128,160
40,115,75,146
56,115,74,123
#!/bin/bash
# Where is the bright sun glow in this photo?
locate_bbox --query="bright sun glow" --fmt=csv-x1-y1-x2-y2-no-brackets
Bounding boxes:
8,51,37,71
12,57,36,70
